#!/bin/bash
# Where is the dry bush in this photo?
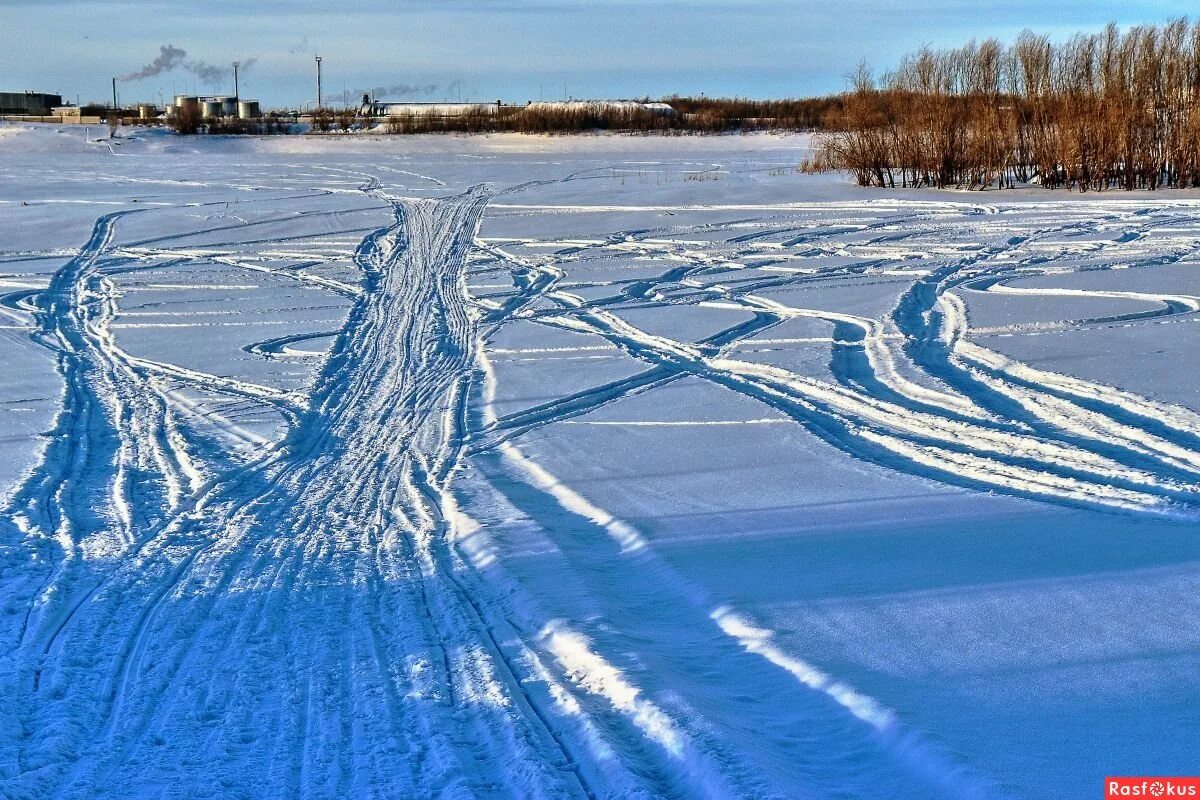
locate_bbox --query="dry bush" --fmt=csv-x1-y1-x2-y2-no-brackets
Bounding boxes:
179,112,295,137
371,97,842,135
817,19,1200,190
168,103,202,135
312,108,334,133
663,96,842,131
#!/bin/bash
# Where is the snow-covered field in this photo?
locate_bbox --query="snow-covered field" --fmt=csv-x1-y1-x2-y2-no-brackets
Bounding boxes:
0,124,1197,800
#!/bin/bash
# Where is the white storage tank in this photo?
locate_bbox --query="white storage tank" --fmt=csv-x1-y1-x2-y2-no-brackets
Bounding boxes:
137,104,157,120
174,96,200,117
218,96,237,117
200,99,223,118
237,100,260,120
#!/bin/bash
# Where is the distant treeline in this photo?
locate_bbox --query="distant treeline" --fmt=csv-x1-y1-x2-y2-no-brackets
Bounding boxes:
817,19,1200,190
377,97,844,135
159,96,843,137
661,97,842,131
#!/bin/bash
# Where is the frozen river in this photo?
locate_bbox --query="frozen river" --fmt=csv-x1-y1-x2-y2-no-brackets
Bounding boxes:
0,124,1197,799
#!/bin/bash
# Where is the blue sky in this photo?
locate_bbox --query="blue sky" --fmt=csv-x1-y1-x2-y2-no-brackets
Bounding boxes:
1,0,1196,108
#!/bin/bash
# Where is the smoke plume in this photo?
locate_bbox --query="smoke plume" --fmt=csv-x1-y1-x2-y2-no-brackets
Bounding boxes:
120,45,186,81
120,44,255,87
355,80,463,101
183,60,226,86
358,83,441,99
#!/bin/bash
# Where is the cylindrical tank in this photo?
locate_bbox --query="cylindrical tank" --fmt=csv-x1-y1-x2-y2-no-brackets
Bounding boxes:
200,100,223,118
219,96,237,117
237,100,260,119
137,104,157,120
174,95,197,108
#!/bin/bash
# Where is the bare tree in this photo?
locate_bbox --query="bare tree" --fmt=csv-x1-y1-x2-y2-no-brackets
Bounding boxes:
312,107,334,133
818,18,1200,191
168,104,202,135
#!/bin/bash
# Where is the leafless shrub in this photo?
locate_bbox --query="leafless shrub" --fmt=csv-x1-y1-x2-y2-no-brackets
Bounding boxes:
817,19,1200,190
312,107,334,133
168,103,202,135
371,97,843,135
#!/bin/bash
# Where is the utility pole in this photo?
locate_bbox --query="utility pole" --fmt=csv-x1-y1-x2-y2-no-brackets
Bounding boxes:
233,61,240,101
314,56,322,109
112,77,118,110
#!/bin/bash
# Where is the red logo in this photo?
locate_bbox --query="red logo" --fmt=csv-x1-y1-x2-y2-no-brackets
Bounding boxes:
1107,778,1200,798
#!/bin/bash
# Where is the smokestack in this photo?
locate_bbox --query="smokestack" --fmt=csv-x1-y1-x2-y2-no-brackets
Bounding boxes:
233,61,239,101
315,55,323,109
112,77,118,109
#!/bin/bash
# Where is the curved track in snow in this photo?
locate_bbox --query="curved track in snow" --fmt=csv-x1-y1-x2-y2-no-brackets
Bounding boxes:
473,210,1200,520
2,147,1199,799
1,187,604,800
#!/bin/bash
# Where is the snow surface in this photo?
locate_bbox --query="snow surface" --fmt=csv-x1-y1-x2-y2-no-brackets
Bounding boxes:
0,123,1198,800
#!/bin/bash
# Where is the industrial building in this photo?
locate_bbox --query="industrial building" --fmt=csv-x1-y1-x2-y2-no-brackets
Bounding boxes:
168,94,260,120
364,99,676,119
0,91,64,115
52,105,82,121
365,100,504,118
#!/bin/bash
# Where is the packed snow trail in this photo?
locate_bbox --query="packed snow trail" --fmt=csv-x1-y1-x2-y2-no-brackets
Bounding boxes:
3,131,1200,800
0,188,601,800
0,211,210,728
455,196,1200,798
469,204,1200,519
